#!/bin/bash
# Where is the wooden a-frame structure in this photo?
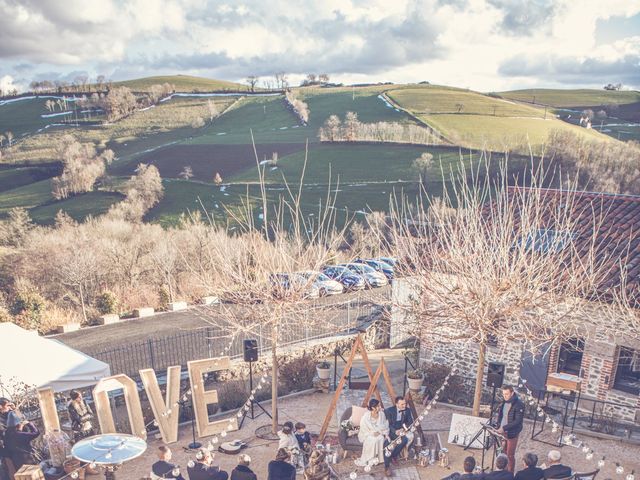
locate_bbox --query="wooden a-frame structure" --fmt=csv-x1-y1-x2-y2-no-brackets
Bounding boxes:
318,334,425,444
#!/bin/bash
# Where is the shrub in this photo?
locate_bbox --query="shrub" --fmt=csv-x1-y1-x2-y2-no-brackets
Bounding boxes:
279,354,318,394
95,291,119,315
422,362,466,404
407,369,423,380
158,287,170,311
11,283,46,331
216,379,249,411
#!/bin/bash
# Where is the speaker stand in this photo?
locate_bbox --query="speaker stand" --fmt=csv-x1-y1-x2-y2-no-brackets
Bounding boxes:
239,361,271,428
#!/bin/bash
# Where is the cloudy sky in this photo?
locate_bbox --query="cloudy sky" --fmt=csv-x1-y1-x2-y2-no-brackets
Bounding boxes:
1,0,639,93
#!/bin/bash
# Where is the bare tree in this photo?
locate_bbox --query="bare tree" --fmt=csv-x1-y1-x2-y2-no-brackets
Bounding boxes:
5,131,13,147
180,166,194,180
455,103,464,113
384,160,636,416
213,172,223,185
318,74,330,84
344,111,359,141
246,76,259,92
412,152,433,187
206,99,218,122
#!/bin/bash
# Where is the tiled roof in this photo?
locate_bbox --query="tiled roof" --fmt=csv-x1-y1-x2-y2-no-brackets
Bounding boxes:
505,187,640,304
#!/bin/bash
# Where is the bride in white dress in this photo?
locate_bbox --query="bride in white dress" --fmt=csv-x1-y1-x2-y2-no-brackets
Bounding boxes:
355,399,389,467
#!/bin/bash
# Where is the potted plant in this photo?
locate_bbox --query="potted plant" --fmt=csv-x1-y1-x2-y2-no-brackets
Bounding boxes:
407,369,424,391
316,361,331,380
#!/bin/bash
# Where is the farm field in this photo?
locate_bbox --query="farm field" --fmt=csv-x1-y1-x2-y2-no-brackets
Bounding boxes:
114,74,248,92
387,85,614,151
29,191,124,224
498,88,640,108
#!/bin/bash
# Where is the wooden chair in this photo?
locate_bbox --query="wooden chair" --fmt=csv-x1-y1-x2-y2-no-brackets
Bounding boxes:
573,470,599,480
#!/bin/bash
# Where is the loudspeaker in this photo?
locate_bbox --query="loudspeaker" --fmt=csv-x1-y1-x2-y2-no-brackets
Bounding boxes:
487,362,505,388
243,339,258,362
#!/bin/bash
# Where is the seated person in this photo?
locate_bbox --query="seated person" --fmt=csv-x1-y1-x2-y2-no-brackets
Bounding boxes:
230,454,257,480
484,454,514,480
268,448,296,480
277,421,299,450
460,456,483,480
515,453,544,480
383,396,414,473
441,456,482,480
152,446,185,480
295,422,312,453
542,451,572,479
304,449,330,480
187,448,228,480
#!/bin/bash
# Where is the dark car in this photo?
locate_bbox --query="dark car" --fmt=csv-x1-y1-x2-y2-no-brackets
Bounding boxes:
354,258,394,280
378,256,397,267
322,265,365,291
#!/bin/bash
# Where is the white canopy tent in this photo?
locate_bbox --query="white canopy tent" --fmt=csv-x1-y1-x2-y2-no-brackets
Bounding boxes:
0,323,110,393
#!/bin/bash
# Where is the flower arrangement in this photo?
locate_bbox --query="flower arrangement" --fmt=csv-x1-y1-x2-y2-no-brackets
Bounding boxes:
340,419,359,437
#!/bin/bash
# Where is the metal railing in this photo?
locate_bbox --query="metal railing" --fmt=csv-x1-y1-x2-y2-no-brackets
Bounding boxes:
87,297,385,378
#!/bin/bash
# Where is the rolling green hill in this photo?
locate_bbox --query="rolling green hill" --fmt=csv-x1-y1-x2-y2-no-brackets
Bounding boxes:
114,75,248,92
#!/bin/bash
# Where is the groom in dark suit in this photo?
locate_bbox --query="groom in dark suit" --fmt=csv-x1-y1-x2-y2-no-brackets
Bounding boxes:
383,396,414,475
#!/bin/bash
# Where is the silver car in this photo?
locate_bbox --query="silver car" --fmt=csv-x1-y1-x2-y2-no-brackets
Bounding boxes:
341,263,388,288
299,271,344,296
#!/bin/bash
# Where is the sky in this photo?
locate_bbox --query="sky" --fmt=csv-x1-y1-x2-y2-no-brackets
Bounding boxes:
1,0,639,93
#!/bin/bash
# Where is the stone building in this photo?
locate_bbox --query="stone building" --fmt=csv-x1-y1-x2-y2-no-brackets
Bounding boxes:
392,189,640,422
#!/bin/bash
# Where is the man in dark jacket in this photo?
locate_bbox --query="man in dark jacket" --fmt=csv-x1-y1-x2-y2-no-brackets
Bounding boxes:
542,451,572,479
187,449,228,480
495,386,525,473
267,448,296,480
383,396,414,474
230,454,257,480
484,455,514,480
4,414,40,471
152,446,185,480
515,453,544,480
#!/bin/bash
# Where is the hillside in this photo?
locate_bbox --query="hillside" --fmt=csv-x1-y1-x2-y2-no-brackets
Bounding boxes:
498,88,640,108
386,85,614,152
114,74,248,92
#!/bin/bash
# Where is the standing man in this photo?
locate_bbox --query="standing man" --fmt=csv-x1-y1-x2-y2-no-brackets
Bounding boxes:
383,396,414,476
495,385,525,473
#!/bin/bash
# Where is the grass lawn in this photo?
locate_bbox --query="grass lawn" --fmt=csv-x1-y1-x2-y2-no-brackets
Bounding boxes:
420,114,611,152
114,75,247,92
387,86,545,117
0,179,54,214
228,144,480,184
498,88,640,108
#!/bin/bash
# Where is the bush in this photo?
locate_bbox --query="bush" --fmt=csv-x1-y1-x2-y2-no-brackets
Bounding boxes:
216,379,249,412
422,362,467,404
158,287,170,311
95,291,119,315
11,284,46,331
279,354,318,394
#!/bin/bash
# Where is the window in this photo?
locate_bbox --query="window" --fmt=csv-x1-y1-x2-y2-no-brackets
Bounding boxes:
522,229,577,254
557,338,584,376
613,346,640,395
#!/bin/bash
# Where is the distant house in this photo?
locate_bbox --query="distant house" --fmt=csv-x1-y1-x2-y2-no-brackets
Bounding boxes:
393,188,640,422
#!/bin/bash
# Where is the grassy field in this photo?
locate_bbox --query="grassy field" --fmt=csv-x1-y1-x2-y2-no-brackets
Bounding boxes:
0,164,60,193
0,179,54,213
5,96,237,164
29,191,124,224
387,85,615,152
0,97,67,139
388,86,545,117
114,74,248,92
229,144,479,184
498,88,640,108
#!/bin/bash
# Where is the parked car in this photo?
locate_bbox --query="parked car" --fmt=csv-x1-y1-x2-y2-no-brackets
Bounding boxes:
354,258,394,280
378,256,397,267
322,265,366,291
270,273,319,299
341,263,388,288
299,271,344,296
